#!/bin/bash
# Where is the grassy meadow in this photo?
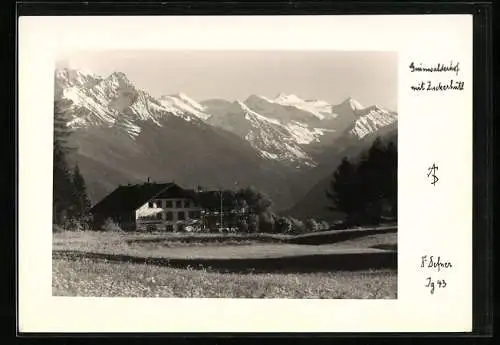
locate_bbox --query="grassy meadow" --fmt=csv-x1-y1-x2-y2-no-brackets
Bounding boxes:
53,229,397,299
53,257,396,299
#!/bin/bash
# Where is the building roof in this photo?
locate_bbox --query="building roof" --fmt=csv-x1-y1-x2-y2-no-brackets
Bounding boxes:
155,185,194,199
90,182,245,216
90,182,176,215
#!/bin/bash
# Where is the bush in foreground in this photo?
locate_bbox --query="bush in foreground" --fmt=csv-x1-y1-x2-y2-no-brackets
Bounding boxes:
102,218,124,232
53,224,65,233
53,217,93,233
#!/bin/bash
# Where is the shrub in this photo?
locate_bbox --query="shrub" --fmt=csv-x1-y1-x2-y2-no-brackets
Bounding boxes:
275,217,292,234
289,218,306,234
237,219,249,233
53,224,64,233
318,221,330,231
248,214,259,233
102,218,124,232
61,218,90,231
304,218,319,232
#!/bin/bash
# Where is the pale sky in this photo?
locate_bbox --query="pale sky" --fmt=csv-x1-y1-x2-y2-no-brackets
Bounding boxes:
57,50,398,111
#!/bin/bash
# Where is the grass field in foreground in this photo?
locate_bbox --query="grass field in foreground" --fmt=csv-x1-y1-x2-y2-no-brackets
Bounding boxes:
53,231,397,259
53,257,397,298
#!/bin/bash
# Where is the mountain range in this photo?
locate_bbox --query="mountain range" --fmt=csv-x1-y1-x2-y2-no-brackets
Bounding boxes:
54,68,398,218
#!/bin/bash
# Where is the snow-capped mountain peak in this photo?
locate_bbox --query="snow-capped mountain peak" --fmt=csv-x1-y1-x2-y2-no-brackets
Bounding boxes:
55,68,179,138
241,93,331,121
264,93,333,120
341,97,364,111
235,99,248,109
55,68,101,89
273,93,304,104
235,100,280,125
359,104,388,114
159,93,211,121
330,97,364,119
107,71,132,85
175,92,207,112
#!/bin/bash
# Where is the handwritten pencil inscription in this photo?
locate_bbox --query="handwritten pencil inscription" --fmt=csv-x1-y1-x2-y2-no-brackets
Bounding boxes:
409,61,465,92
409,61,460,75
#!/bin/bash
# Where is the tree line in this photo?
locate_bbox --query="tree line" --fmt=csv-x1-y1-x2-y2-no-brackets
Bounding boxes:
326,137,397,227
53,100,92,229
223,135,397,233
192,187,330,234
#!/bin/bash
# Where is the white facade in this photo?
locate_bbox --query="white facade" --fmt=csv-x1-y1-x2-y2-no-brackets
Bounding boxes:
135,197,202,231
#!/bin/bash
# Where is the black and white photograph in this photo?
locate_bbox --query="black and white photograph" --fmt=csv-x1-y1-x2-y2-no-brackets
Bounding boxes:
52,50,398,299
18,13,476,332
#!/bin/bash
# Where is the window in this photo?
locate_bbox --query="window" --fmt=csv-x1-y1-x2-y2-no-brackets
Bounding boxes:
184,200,191,208
165,200,173,208
176,200,182,208
148,201,154,208
166,211,173,221
178,211,185,220
156,212,163,220
166,225,174,232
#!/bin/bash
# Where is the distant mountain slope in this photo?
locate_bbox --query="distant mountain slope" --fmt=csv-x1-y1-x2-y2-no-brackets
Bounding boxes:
349,105,398,139
67,115,312,211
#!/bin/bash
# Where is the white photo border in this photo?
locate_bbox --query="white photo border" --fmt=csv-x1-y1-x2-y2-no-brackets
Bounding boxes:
18,15,473,333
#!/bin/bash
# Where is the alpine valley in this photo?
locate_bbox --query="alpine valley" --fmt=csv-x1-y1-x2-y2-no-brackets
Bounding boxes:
54,68,398,218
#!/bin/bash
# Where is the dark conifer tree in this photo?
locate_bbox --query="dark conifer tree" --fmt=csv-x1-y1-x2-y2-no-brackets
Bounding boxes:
356,137,387,223
326,157,359,223
53,99,91,227
384,141,398,219
53,100,75,225
70,164,91,220
53,138,73,224
326,136,397,226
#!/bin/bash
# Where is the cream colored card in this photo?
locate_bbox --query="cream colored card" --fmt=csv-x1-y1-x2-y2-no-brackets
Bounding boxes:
18,15,472,332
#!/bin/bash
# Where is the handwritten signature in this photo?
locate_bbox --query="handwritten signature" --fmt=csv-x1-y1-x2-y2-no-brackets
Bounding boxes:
421,255,453,272
420,255,453,294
